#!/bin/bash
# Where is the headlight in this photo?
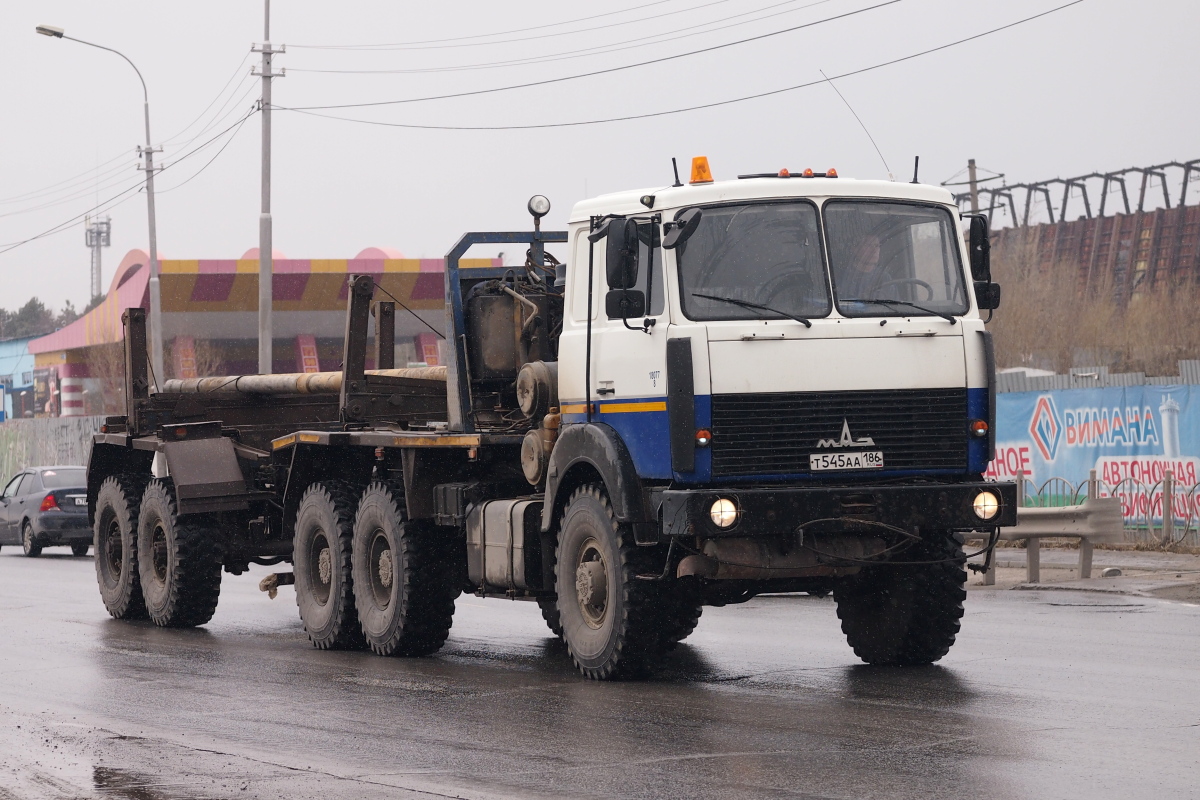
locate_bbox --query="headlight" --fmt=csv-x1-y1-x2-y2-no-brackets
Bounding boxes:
973,490,1000,520
709,497,739,528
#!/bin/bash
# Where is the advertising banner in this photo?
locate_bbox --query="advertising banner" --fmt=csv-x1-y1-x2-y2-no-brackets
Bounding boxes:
990,386,1200,524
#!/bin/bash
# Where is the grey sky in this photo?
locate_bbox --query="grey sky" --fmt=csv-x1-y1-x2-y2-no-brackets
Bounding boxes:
2,0,1196,312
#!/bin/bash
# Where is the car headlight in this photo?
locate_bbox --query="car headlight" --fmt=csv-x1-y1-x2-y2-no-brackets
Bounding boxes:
709,497,739,528
973,490,1000,521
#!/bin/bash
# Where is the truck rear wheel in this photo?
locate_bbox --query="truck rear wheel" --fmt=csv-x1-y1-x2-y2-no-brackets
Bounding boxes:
555,484,668,680
294,481,364,650
94,475,149,620
352,482,459,657
137,479,223,628
833,531,967,665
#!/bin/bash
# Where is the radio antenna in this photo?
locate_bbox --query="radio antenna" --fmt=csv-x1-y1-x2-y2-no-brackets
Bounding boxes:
820,69,891,179
671,157,683,188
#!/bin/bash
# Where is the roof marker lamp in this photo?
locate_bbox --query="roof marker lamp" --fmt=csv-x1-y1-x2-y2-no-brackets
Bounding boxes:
710,497,739,528
972,490,1000,521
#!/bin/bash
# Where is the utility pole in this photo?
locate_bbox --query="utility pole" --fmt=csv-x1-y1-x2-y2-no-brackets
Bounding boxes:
253,0,285,374
968,158,980,214
84,214,111,301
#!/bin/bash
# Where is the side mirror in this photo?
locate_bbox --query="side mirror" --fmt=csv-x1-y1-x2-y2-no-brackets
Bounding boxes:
605,289,646,319
605,219,640,289
967,214,991,282
662,207,702,250
974,281,1001,311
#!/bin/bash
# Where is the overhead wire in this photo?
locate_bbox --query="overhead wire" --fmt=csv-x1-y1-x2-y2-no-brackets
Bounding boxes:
289,0,840,76
0,106,260,256
0,52,253,213
277,1,1084,131
291,0,708,50
284,0,902,111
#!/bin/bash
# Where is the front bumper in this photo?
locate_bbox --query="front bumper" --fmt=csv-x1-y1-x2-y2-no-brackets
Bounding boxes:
659,481,1017,538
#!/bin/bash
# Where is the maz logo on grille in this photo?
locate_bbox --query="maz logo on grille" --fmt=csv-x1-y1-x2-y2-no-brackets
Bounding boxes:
816,419,875,449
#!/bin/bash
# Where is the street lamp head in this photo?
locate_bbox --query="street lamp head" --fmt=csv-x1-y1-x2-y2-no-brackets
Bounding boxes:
36,25,65,38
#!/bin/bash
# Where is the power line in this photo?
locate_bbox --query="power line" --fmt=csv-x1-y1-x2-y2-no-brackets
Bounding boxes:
286,0,902,111
157,109,257,194
290,0,701,50
289,0,839,76
0,108,260,256
277,1,1085,131
0,53,254,212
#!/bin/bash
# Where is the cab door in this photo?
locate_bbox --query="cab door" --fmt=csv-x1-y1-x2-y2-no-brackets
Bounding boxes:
558,220,672,479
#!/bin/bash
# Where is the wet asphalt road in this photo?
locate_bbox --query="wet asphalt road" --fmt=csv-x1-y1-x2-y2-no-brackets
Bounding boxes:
1,549,1197,800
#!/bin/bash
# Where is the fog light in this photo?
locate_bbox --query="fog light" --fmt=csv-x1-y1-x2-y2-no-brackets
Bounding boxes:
973,490,1000,520
710,497,739,528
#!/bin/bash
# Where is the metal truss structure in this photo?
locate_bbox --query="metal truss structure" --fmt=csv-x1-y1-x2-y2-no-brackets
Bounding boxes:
953,160,1200,228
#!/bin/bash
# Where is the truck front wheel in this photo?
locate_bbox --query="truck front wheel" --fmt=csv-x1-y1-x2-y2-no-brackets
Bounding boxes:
94,475,150,620
555,484,668,680
294,481,364,650
136,479,223,628
833,531,967,665
352,482,459,657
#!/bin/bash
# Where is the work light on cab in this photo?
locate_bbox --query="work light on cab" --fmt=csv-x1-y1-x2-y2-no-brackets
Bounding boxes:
527,195,551,218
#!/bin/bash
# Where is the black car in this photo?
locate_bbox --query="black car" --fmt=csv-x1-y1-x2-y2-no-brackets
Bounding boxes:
0,466,91,557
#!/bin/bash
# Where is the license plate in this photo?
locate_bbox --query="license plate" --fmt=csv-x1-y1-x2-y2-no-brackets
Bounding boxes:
809,451,884,471
73,497,87,506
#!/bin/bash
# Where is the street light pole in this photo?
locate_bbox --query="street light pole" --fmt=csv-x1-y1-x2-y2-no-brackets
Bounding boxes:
252,1,285,375
36,26,165,387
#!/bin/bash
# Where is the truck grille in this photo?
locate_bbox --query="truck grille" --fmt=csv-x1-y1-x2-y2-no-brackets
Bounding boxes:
710,389,967,477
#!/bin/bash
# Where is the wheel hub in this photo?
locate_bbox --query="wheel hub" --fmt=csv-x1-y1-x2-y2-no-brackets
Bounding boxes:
575,541,609,629
378,549,393,589
151,522,168,582
102,519,122,576
317,546,332,585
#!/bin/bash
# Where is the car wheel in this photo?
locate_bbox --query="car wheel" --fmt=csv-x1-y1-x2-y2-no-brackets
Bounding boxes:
22,523,42,558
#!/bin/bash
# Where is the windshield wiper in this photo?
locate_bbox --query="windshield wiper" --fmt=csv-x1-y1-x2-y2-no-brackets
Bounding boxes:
840,297,957,325
692,293,812,327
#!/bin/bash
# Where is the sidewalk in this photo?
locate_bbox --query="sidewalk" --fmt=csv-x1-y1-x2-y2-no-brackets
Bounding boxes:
966,546,1200,602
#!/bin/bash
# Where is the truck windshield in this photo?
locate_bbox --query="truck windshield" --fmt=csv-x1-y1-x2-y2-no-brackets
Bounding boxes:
825,201,969,318
676,201,831,322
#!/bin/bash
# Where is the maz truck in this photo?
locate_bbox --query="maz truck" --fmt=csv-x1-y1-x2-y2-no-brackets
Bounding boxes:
87,158,1016,680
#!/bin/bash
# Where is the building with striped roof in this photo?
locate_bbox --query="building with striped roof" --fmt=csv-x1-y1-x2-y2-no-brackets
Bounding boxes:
28,247,494,416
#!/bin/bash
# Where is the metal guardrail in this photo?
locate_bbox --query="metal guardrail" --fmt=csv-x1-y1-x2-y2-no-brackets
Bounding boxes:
982,468,1196,585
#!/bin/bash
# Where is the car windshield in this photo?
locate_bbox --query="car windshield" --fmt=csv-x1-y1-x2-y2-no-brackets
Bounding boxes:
676,201,831,322
825,201,969,318
41,468,85,489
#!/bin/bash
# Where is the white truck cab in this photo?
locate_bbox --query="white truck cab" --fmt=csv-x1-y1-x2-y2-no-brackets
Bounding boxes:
558,166,995,486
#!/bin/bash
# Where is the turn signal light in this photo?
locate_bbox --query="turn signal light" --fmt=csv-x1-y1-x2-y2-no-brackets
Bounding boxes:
695,428,712,447
40,494,59,512
969,419,989,438
690,156,714,184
